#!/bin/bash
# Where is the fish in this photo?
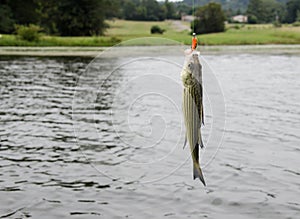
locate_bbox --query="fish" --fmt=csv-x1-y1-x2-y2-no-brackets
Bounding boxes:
181,51,206,186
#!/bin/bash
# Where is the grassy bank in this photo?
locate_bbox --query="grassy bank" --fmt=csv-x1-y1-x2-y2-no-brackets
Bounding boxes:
1,20,300,46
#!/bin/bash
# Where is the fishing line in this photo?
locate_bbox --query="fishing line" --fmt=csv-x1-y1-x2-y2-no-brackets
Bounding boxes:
192,0,195,33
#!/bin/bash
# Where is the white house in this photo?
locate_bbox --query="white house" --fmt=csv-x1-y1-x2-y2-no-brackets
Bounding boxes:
232,15,248,23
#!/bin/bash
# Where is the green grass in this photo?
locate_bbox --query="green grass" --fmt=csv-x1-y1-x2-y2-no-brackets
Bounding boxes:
1,20,300,46
0,34,120,46
199,24,300,45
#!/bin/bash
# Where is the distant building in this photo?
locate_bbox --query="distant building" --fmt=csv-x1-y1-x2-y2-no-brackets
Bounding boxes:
181,15,195,22
232,15,248,23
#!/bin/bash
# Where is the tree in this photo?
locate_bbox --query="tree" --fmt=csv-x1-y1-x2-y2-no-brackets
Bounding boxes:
0,0,119,36
285,0,300,23
122,0,138,20
260,0,285,23
224,8,234,21
144,0,166,21
248,15,258,24
176,2,192,15
193,3,225,34
35,0,59,34
104,0,122,19
247,0,264,22
7,0,40,25
247,0,285,23
0,3,14,33
52,0,107,36
165,0,176,19
122,0,166,21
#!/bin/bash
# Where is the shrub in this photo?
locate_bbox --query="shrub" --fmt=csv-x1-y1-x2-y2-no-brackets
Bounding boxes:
273,21,282,28
247,15,258,24
15,24,42,42
110,37,121,44
233,24,241,29
150,25,165,34
292,21,300,26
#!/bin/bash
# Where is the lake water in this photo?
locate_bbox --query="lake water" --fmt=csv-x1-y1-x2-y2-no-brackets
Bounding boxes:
0,46,299,218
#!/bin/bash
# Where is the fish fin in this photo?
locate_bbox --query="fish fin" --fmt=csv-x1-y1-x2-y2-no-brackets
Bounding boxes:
183,134,187,149
198,130,205,149
193,163,206,186
199,138,204,149
201,104,205,126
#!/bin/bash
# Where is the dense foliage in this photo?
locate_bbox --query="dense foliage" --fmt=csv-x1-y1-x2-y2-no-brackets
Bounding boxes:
0,0,300,36
193,3,226,34
285,0,300,23
184,0,300,24
15,24,42,41
0,4,14,33
182,0,250,12
247,0,285,23
0,0,118,36
121,0,180,21
0,0,183,36
46,0,108,36
246,0,300,23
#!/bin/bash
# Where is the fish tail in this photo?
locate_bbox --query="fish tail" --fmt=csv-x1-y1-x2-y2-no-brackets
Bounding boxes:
193,162,206,186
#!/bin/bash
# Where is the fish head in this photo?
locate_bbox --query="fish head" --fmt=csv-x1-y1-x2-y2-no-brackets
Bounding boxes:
187,62,194,72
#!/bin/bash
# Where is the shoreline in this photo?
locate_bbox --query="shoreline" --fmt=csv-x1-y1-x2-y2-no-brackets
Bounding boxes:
1,45,300,57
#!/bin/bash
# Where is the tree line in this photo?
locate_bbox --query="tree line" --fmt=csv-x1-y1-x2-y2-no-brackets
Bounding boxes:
0,0,186,36
182,0,300,24
0,0,122,36
246,0,300,24
193,0,300,34
120,0,181,21
1,0,300,37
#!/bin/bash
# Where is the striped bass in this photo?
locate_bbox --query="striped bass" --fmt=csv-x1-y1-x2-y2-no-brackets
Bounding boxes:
181,51,206,186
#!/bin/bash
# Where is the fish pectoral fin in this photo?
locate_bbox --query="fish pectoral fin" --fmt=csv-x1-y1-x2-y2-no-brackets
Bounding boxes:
199,138,204,149
198,129,205,149
193,162,206,186
183,133,187,149
201,106,205,126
